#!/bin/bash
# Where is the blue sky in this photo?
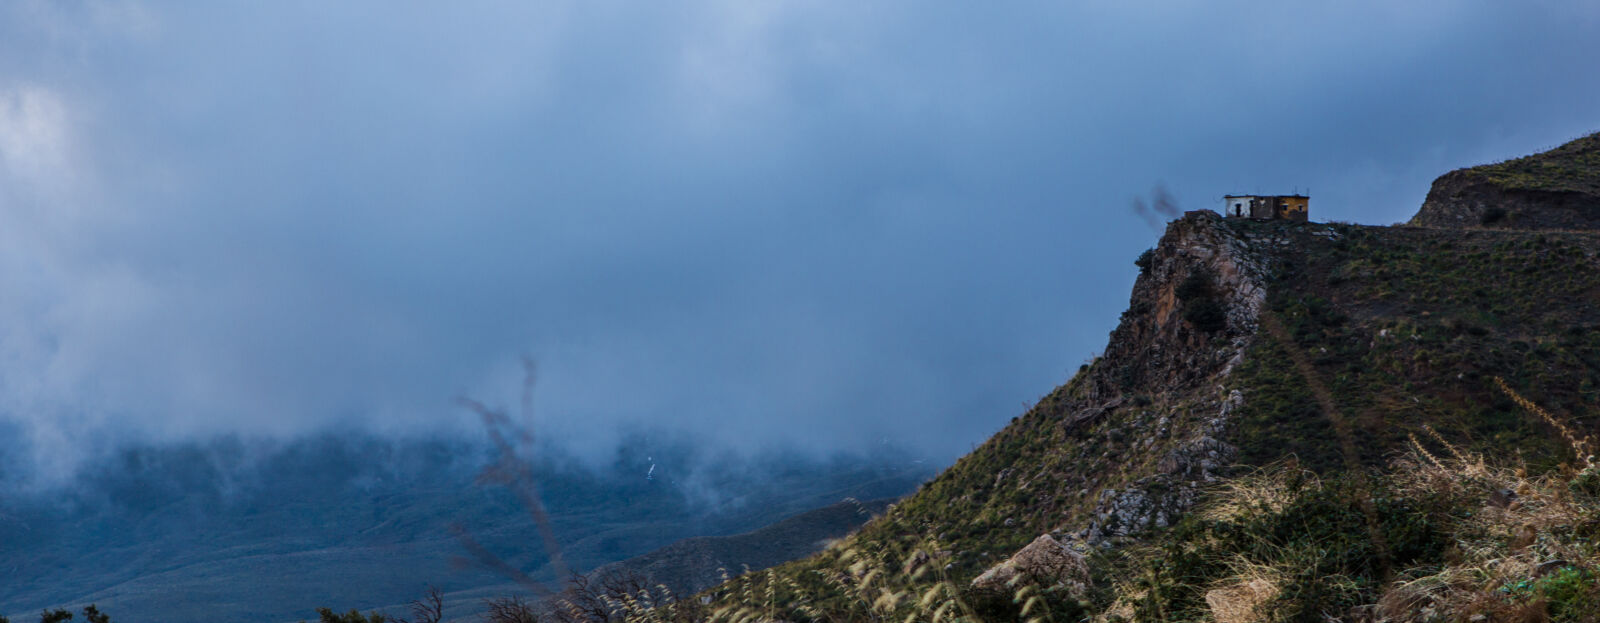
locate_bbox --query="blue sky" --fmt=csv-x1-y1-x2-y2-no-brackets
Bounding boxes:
2,1,1598,477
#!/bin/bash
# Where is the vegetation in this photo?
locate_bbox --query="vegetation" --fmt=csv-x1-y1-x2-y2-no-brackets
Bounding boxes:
609,383,1596,622
1,605,112,623
310,608,393,623
1175,266,1227,333
1109,383,1600,623
1473,131,1600,194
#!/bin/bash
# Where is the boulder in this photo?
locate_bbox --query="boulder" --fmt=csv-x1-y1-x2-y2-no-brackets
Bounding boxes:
970,533,1088,591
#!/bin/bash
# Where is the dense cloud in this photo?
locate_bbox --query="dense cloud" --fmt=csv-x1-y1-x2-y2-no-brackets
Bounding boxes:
2,1,1598,480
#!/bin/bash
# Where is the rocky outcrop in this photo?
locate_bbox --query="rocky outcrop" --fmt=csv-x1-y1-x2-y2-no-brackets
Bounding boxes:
970,533,1089,591
1079,390,1240,543
1411,168,1600,230
1090,211,1270,403
1061,213,1265,544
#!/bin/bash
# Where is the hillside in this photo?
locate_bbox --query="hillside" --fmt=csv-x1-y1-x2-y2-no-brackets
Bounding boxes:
580,497,895,599
1412,131,1600,229
663,134,1600,622
0,435,929,623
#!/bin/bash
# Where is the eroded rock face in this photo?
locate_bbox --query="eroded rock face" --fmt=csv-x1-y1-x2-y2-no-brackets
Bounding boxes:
1048,211,1266,546
1411,169,1600,230
1091,211,1270,403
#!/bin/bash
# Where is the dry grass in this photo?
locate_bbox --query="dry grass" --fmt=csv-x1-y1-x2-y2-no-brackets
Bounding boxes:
1198,459,1319,523
1495,377,1596,469
1204,577,1278,623
1204,558,1281,623
1374,387,1600,623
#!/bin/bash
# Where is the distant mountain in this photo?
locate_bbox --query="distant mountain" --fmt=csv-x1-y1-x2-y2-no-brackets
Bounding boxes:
583,497,895,599
0,432,930,623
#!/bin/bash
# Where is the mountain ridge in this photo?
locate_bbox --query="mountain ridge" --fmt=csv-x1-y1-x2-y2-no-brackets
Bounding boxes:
664,131,1600,622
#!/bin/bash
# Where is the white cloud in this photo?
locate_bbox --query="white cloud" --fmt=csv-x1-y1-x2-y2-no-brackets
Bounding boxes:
0,85,74,195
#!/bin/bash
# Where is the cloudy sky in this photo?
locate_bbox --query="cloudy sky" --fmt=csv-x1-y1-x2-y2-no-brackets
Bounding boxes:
2,1,1598,476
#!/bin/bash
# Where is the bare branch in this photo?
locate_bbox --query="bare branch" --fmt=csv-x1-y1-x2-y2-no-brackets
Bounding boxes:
483,596,541,623
408,586,444,623
452,377,571,586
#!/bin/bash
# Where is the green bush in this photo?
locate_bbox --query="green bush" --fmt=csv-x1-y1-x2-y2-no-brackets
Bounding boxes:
1540,566,1600,622
1569,466,1600,500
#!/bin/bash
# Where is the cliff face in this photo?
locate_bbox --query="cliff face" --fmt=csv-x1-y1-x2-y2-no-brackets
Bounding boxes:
1092,210,1268,403
1073,211,1269,541
780,211,1285,578
1412,131,1600,229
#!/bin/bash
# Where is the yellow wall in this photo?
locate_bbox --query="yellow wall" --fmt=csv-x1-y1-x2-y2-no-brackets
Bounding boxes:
1276,196,1309,220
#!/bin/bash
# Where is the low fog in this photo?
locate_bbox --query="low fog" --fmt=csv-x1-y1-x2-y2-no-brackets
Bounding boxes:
3,2,1600,485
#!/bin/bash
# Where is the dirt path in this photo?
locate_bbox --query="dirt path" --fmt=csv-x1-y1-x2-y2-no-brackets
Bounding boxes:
1258,311,1394,581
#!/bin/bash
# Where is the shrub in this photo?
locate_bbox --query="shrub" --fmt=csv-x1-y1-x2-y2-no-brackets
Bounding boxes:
40,611,72,623
1174,267,1213,301
1184,299,1228,333
1539,566,1600,622
1135,248,1155,275
312,608,390,623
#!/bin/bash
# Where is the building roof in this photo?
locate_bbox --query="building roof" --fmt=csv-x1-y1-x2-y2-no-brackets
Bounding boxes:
1223,194,1308,198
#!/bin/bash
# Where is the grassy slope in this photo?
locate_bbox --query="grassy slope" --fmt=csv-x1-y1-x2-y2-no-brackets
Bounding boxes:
1232,221,1600,474
695,218,1600,621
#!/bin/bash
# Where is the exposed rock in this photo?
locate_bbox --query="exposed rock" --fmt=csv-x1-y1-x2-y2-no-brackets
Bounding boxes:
970,533,1089,591
1097,211,1269,400
1077,389,1241,545
1157,435,1234,479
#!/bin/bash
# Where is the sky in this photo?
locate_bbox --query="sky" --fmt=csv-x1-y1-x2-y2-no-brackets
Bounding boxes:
2,1,1599,480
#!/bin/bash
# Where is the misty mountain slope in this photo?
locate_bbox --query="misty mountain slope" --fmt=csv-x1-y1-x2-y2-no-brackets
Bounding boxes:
0,433,930,623
677,136,1600,621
